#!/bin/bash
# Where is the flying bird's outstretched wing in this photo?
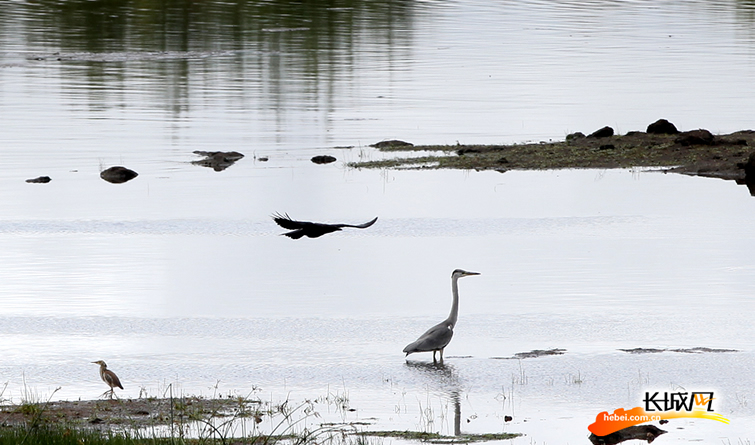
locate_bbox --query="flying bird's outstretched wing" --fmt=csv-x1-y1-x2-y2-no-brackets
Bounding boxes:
272,213,305,231
272,213,378,239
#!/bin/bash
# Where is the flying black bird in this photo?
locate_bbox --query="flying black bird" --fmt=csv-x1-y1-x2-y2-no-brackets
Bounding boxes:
272,213,378,239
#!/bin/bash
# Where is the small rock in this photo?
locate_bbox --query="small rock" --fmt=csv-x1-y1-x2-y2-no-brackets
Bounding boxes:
646,119,679,135
100,166,138,184
504,416,513,422
588,126,614,138
192,151,244,171
566,132,586,141
193,150,244,162
497,157,509,164
311,155,337,164
589,425,666,445
370,140,414,149
675,129,715,146
26,176,51,183
599,144,615,150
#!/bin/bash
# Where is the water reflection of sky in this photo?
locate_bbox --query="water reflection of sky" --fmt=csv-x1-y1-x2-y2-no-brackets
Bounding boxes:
2,1,755,442
2,0,755,148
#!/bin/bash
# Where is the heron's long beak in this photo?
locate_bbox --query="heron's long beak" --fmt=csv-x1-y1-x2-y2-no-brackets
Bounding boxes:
464,271,480,276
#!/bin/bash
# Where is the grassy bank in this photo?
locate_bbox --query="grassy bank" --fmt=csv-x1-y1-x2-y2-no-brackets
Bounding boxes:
0,395,520,445
348,130,755,182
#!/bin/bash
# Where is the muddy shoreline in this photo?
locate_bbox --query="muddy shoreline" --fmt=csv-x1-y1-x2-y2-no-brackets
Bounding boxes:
350,125,755,193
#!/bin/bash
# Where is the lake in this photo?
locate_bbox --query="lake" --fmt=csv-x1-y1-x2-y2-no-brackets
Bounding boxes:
1,1,755,443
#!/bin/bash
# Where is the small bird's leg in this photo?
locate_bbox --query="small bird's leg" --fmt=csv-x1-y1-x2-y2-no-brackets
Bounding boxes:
432,350,438,364
439,348,444,363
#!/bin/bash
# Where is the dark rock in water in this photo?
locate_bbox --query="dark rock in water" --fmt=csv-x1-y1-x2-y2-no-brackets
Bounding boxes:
26,176,51,183
742,151,755,196
100,166,138,184
311,155,337,164
192,151,244,172
566,132,586,141
588,126,614,138
675,129,715,146
742,151,755,177
370,140,414,149
646,119,679,135
589,425,666,445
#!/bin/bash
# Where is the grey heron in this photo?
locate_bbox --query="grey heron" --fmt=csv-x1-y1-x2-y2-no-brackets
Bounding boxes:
403,269,480,363
92,360,123,399
272,213,378,239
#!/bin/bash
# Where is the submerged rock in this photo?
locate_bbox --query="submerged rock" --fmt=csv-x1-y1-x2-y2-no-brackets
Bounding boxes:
370,140,414,149
26,176,51,183
588,126,614,138
100,166,138,184
311,155,337,164
192,151,244,172
646,119,679,135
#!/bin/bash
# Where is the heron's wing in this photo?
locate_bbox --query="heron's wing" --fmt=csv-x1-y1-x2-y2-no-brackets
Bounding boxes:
403,322,454,354
272,213,309,230
104,370,124,390
335,217,378,229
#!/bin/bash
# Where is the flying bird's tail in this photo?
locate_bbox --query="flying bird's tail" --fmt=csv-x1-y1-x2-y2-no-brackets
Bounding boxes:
342,217,378,229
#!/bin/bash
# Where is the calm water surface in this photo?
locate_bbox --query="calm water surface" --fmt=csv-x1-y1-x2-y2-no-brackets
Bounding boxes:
2,1,755,443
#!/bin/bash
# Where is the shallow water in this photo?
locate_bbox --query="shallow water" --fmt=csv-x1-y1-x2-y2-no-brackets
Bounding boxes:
2,1,755,443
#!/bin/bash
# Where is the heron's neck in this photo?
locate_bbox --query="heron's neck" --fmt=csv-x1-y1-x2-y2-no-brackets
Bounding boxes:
446,276,460,326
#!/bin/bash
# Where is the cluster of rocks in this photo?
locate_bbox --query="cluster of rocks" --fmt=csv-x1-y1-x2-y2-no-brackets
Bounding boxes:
568,119,750,148
26,146,352,185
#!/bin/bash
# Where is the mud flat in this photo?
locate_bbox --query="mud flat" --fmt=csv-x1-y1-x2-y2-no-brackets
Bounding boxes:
350,123,755,193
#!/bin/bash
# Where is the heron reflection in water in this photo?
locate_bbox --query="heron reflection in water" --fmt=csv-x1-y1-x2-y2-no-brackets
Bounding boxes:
403,269,480,363
92,360,123,399
404,361,462,436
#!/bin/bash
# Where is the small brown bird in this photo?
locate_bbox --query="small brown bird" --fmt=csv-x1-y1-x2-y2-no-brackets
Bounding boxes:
92,360,123,399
